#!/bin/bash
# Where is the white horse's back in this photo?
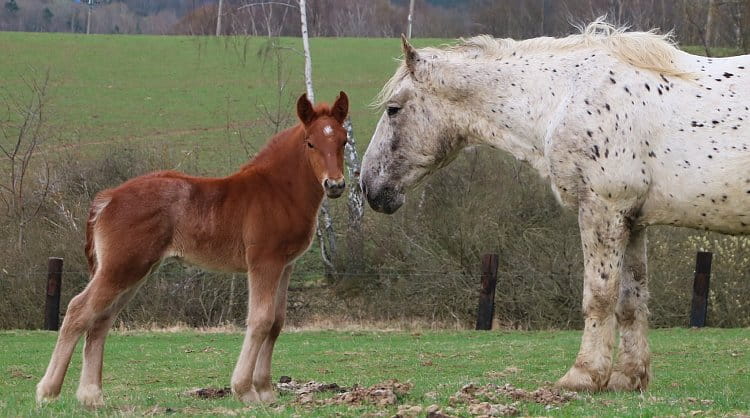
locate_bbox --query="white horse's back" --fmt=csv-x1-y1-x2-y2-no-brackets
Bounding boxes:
639,51,750,234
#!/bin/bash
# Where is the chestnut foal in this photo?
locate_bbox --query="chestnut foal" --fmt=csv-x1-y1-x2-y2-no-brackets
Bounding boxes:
36,92,349,407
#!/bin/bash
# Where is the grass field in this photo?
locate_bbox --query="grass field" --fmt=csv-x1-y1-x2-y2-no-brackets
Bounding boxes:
0,33,445,173
1,328,748,416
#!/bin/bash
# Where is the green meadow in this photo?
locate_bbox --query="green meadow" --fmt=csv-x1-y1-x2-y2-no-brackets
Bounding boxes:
1,328,748,416
0,33,444,173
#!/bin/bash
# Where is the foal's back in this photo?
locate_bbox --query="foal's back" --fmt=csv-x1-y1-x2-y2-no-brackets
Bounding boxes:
89,170,251,275
88,133,317,276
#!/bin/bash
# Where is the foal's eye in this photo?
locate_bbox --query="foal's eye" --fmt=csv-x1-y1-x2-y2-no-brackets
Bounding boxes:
306,142,314,149
387,105,401,117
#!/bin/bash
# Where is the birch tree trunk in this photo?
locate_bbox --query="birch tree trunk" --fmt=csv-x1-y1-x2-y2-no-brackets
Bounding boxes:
86,0,92,35
299,0,336,275
407,0,415,39
344,118,364,272
706,0,718,48
300,0,314,102
216,0,223,36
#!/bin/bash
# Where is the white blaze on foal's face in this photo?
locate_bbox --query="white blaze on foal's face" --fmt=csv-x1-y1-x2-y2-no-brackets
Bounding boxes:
323,125,334,136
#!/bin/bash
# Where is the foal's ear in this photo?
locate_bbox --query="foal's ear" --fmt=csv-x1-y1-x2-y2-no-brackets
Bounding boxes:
331,91,349,124
401,34,419,75
297,93,315,126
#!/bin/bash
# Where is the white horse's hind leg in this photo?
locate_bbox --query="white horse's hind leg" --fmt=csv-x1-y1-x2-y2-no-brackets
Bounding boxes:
557,197,633,391
609,228,650,391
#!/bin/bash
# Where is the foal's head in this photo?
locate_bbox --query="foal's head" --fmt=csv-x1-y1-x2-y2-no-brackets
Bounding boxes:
361,37,469,214
297,92,349,199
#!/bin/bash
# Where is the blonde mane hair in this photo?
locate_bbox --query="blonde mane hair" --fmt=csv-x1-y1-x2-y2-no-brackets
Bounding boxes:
375,19,688,108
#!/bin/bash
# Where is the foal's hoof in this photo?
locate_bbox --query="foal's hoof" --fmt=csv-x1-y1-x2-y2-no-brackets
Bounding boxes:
607,369,649,391
556,366,602,392
257,389,277,403
234,387,261,404
35,381,60,404
76,384,104,408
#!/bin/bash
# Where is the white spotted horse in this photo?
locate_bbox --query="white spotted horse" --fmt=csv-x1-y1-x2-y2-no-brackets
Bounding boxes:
360,21,750,391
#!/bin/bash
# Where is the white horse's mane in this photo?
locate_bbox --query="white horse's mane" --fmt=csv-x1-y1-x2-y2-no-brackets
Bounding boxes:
375,20,687,108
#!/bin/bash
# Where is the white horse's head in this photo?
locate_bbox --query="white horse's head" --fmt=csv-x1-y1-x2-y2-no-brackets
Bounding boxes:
361,36,472,214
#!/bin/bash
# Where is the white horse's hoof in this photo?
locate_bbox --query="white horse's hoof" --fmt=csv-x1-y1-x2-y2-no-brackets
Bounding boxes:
607,369,649,391
556,365,603,392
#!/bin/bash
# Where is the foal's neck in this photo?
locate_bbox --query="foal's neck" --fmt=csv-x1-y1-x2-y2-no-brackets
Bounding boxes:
241,125,324,209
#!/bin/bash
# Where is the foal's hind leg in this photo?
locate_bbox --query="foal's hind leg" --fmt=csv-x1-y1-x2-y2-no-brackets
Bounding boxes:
231,259,286,403
252,264,293,402
37,261,155,406
76,284,142,407
557,197,632,391
36,287,96,404
609,228,651,391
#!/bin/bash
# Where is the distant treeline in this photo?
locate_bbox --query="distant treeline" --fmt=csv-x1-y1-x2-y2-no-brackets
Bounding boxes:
1,0,748,52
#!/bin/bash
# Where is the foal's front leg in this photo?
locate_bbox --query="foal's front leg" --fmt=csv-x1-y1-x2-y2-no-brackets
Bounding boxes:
609,228,651,390
252,264,293,402
557,198,632,391
231,259,285,403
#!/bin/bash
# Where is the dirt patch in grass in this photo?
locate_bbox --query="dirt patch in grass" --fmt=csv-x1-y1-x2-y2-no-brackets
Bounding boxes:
183,387,233,399
448,383,578,416
277,377,412,406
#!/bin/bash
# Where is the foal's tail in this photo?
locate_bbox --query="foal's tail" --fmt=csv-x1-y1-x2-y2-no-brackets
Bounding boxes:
85,192,112,276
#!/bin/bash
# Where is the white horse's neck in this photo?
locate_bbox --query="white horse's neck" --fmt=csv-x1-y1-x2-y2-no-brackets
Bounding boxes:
440,51,585,178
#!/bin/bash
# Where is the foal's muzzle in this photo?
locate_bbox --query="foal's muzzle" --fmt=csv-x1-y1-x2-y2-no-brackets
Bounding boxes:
324,178,346,198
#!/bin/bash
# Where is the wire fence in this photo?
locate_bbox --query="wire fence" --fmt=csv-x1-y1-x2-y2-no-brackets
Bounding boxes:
5,253,749,331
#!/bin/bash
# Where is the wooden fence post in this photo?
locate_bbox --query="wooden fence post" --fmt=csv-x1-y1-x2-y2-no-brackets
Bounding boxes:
689,251,712,328
44,257,63,331
476,253,499,330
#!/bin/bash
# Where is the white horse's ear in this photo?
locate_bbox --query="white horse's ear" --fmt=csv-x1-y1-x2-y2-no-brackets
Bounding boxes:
401,34,419,76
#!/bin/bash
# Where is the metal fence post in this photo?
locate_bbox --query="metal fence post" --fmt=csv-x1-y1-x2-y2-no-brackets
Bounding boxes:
44,257,63,331
476,253,499,330
689,251,712,328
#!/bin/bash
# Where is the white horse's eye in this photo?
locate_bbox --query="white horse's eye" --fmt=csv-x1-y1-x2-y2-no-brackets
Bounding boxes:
387,105,401,117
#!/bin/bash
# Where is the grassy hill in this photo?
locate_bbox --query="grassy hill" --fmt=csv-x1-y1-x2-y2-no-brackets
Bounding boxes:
0,32,447,173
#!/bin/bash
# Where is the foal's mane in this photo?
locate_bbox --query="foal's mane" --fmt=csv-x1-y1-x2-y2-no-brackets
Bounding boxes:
375,20,687,108
240,103,335,171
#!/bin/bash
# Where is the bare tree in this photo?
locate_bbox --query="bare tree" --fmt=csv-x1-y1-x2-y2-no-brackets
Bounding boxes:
407,0,415,38
683,0,712,56
299,0,337,274
0,69,51,252
343,118,364,271
706,0,719,47
216,0,223,35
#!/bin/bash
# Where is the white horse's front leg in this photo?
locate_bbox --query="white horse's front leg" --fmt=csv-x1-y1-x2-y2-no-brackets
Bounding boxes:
557,197,633,391
609,228,651,391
